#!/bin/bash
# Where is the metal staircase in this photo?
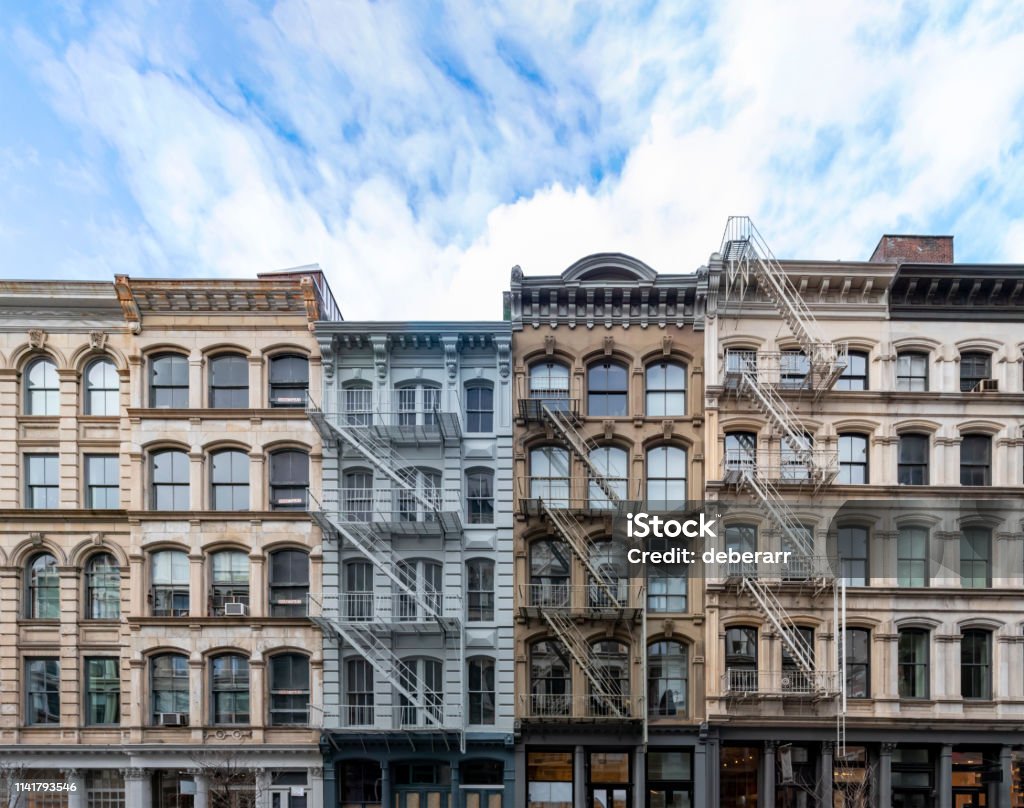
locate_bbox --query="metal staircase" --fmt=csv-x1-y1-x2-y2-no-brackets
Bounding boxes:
542,503,622,608
719,217,846,713
541,404,623,503
540,610,630,719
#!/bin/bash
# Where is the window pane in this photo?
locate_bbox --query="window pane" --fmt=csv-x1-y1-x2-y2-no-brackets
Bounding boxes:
86,359,120,416
269,355,309,407
26,358,59,415
210,355,249,408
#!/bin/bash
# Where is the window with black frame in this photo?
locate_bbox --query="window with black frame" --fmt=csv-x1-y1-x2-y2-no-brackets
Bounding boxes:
837,434,869,484
960,434,991,486
898,629,929,699
85,454,120,508
149,353,188,408
466,558,494,621
466,469,495,524
844,628,870,698
269,549,309,617
468,657,496,724
645,361,686,416
150,550,189,617
84,358,119,415
345,658,374,726
961,630,992,700
836,350,868,391
892,748,933,806
960,528,991,589
25,552,59,619
647,641,688,718
210,449,249,511
25,657,60,725
781,627,815,693
86,552,121,619
530,639,572,716
724,626,758,692
269,449,309,509
268,354,308,407
208,354,248,408
838,526,869,586
210,654,250,724
897,433,929,485
959,351,991,392
84,657,119,725
210,550,249,616
896,352,929,391
25,357,59,415
150,653,189,723
896,527,928,588
587,361,628,416
465,384,494,432
150,449,189,510
269,653,309,725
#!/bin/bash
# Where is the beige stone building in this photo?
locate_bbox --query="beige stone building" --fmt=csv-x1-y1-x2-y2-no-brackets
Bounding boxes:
506,255,709,808
0,270,340,808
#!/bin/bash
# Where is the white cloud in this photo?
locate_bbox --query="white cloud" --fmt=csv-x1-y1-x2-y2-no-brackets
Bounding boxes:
5,0,1024,318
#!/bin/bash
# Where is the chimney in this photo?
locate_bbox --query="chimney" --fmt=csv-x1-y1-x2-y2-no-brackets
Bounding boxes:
869,234,953,264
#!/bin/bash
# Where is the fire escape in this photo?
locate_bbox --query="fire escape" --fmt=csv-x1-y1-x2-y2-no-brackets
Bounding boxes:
517,391,641,722
308,388,465,751
718,217,848,748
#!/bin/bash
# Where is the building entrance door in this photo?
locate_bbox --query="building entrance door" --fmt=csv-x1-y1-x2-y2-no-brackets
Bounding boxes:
589,785,629,808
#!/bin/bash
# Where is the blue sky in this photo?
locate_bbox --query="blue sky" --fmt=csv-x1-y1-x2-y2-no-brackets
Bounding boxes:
2,0,1024,318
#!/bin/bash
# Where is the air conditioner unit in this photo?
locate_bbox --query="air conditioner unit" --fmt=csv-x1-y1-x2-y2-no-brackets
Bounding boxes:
157,712,188,727
224,602,248,616
974,378,999,392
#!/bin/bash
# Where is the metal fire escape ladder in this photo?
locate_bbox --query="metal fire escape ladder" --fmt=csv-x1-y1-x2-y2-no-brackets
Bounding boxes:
541,405,622,503
542,503,622,608
308,402,441,515
721,216,846,391
541,610,626,718
740,576,815,673
736,368,813,463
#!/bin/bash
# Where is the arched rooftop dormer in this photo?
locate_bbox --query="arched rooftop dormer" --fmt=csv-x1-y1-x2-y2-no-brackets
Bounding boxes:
562,253,658,283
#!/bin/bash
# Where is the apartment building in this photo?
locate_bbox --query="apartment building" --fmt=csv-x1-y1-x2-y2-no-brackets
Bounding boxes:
703,220,1024,808
506,256,709,808
0,270,339,808
309,321,515,808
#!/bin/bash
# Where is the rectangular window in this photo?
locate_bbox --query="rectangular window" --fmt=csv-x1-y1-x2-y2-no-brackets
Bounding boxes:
468,658,496,724
961,630,991,699
210,552,250,616
209,355,248,408
269,550,309,617
25,454,59,509
838,526,868,586
465,386,494,433
897,434,929,485
896,353,929,391
85,657,120,725
344,385,373,426
527,751,573,808
898,631,929,699
836,351,868,391
844,629,870,698
779,351,809,390
647,751,692,808
85,454,120,509
345,659,374,726
960,529,991,589
959,352,991,392
268,355,308,408
26,657,60,725
86,769,126,808
467,471,495,524
897,527,928,587
960,435,991,486
149,354,189,408
647,566,687,612
892,748,933,806
466,559,495,621
837,435,868,484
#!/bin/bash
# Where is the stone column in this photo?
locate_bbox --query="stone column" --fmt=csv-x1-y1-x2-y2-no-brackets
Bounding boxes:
878,743,894,808
193,772,209,808
248,355,263,409
249,554,265,618
513,746,526,808
249,659,266,731
632,746,644,808
322,759,338,808
189,353,204,409
189,656,204,728
573,746,585,808
762,742,775,808
504,755,516,808
694,739,707,808
998,746,1013,808
249,451,266,511
62,769,86,808
818,742,832,808
938,744,952,808
450,758,461,808
190,552,205,617
380,760,392,808
189,448,204,511
123,768,151,808
308,767,324,808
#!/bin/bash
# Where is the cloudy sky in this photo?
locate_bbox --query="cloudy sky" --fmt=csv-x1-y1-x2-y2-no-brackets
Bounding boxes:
2,1,1023,319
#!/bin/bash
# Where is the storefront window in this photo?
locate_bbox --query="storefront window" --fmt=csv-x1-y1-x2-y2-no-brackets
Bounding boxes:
647,751,692,808
720,747,759,808
527,752,573,808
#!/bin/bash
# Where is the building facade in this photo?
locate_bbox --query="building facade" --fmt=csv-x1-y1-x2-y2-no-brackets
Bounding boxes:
703,220,1024,808
506,255,709,808
0,270,339,808
311,321,516,808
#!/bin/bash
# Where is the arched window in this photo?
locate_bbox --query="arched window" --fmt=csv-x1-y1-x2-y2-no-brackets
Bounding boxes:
210,449,250,511
25,357,59,415
587,446,628,507
151,653,189,724
151,449,189,511
269,449,309,510
530,539,571,607
269,653,310,725
838,434,869,484
529,362,570,410
268,354,309,408
780,350,810,390
209,354,249,408
396,383,441,427
587,361,628,417
398,657,443,726
466,558,494,621
210,550,249,616
86,552,120,619
151,550,189,617
530,639,571,716
395,467,441,522
896,352,929,391
342,468,374,521
467,657,496,725
464,384,494,433
149,353,188,408
646,362,686,416
395,559,442,621
85,358,119,416
588,539,625,608
269,549,310,617
345,658,374,726
837,350,869,391
26,553,59,619
210,654,250,724
648,641,688,717
647,445,687,506
590,640,629,716
529,446,570,507
959,352,992,392
343,381,373,426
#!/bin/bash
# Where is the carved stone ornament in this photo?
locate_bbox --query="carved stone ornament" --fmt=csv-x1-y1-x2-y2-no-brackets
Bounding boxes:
28,329,47,349
510,265,524,283
603,336,614,356
544,335,555,356
496,340,511,379
89,331,109,351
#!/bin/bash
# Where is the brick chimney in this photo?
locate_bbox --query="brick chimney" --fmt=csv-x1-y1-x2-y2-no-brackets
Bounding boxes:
869,234,953,264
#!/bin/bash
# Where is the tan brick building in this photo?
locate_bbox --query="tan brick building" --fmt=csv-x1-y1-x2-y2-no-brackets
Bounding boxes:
506,255,709,808
0,270,340,808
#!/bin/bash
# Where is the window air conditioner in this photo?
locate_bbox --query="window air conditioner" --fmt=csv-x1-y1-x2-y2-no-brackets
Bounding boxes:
157,712,188,726
224,602,248,616
973,379,999,392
